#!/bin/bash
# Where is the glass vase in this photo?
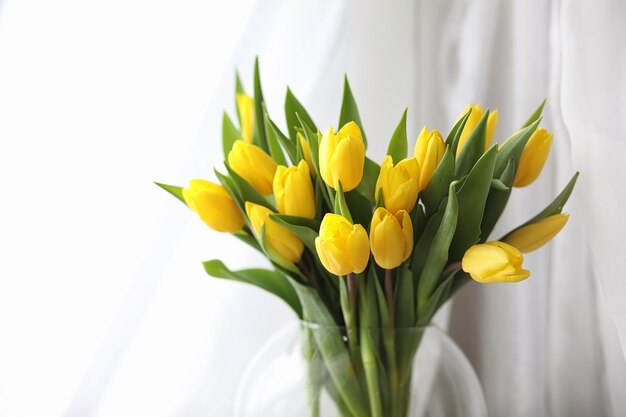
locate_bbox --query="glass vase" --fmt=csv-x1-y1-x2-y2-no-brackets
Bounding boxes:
235,322,487,417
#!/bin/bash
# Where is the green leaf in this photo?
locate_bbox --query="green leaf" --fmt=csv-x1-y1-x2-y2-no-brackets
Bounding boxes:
345,190,374,229
333,181,353,223
417,269,456,324
235,71,245,125
359,272,383,417
522,98,546,128
269,214,320,253
266,115,297,164
421,147,454,216
214,169,244,210
502,172,579,239
203,259,302,317
263,108,288,166
232,230,262,252
450,145,497,260
417,182,459,309
411,203,427,243
285,88,317,142
289,279,370,417
410,211,443,288
339,75,368,148
221,112,240,158
224,161,276,211
446,108,472,155
490,178,509,191
395,263,414,329
252,57,268,151
386,108,408,162
298,114,322,175
494,119,541,177
480,159,516,241
154,182,185,204
356,157,381,203
455,110,489,178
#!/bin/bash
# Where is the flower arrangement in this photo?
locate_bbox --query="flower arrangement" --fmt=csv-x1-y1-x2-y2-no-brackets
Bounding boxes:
157,59,577,417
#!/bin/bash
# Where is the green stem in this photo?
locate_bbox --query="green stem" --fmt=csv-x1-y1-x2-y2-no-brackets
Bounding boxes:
341,274,361,375
383,268,400,417
361,327,384,417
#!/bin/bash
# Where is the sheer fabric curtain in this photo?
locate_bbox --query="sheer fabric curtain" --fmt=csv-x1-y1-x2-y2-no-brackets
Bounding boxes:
1,0,624,416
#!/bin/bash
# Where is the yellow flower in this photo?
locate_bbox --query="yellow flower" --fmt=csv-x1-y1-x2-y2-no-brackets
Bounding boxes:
413,127,445,191
297,133,316,176
457,104,498,153
319,121,365,191
375,155,420,214
513,128,553,187
369,208,413,269
236,93,254,143
462,241,530,283
504,214,569,253
245,202,304,262
228,140,277,195
182,179,244,233
315,213,370,276
273,161,316,219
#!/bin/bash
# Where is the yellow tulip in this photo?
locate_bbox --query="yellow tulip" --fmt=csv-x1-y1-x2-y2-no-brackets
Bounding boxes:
369,208,413,269
228,140,277,195
457,104,499,153
375,155,420,214
413,127,445,191
319,121,365,191
273,161,316,219
297,133,316,176
504,213,569,253
182,179,244,233
245,202,304,262
462,241,530,283
236,93,254,143
513,128,553,187
315,213,370,276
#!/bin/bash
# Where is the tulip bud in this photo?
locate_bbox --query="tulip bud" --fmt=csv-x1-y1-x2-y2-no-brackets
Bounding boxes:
182,179,244,233
273,161,316,219
504,213,569,253
236,93,254,143
375,155,420,214
228,140,278,195
513,128,553,187
413,127,445,191
315,213,370,276
297,133,316,176
369,208,413,269
462,241,530,283
245,202,304,262
457,104,498,153
319,121,365,191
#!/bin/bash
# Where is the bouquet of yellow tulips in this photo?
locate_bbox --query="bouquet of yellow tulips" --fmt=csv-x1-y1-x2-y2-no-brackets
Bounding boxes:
157,59,577,417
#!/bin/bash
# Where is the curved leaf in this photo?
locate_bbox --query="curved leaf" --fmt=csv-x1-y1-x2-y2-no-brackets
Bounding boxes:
455,110,489,178
339,75,367,148
285,88,317,142
222,112,240,157
421,147,454,216
387,108,408,162
155,182,185,205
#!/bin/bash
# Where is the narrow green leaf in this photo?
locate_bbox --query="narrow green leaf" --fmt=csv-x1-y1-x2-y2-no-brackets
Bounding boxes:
455,110,489,178
214,169,243,209
411,203,427,243
289,279,370,417
266,115,297,164
234,71,245,125
522,98,546,128
421,147,454,216
154,182,185,204
480,159,516,241
410,211,443,288
450,145,497,260
417,269,456,324
356,157,381,203
263,108,288,166
494,119,541,177
417,182,459,309
502,172,579,239
447,109,472,155
252,57,268,151
232,230,262,252
285,88,317,142
203,259,302,317
334,181,353,223
339,75,368,148
490,178,509,191
269,214,320,253
221,112,240,158
360,272,383,417
386,108,408,162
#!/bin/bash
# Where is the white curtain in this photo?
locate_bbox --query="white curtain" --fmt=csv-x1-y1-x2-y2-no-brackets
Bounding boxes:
1,0,625,416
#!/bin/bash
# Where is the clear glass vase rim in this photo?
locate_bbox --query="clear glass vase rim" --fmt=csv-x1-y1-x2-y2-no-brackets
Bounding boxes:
299,320,443,332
